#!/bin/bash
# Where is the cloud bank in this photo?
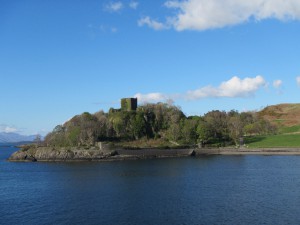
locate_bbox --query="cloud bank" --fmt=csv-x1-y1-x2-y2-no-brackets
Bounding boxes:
134,92,170,103
140,0,300,31
186,75,266,100
0,124,18,133
135,75,266,103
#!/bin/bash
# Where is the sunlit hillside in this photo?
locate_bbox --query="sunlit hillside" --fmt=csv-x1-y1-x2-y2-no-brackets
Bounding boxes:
246,103,300,147
259,103,300,134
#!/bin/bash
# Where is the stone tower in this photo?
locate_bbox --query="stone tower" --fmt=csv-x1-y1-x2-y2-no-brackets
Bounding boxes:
121,98,138,111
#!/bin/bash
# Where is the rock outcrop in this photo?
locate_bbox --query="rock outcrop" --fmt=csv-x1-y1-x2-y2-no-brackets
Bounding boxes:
8,146,120,162
8,146,195,162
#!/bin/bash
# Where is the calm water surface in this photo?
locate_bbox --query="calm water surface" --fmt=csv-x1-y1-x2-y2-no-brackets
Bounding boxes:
1,144,300,225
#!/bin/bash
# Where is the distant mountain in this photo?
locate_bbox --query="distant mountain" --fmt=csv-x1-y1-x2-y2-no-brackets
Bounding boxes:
0,132,36,143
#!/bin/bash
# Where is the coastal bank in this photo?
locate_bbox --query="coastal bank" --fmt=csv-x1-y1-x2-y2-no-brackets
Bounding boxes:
8,146,300,162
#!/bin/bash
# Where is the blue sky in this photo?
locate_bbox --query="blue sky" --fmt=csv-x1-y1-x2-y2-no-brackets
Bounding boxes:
1,0,300,135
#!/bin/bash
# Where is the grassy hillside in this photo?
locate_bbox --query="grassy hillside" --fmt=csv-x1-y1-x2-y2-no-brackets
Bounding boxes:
259,103,300,131
245,134,300,148
248,103,300,147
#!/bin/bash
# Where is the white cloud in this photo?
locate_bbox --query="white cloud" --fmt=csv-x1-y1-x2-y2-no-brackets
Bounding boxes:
134,92,170,103
129,1,139,9
138,16,169,30
297,76,300,86
0,124,18,133
186,76,266,100
273,79,283,88
4,127,17,133
135,76,266,103
105,1,123,12
144,0,300,31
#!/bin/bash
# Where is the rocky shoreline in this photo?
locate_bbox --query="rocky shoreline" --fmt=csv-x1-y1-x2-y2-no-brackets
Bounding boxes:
7,146,300,162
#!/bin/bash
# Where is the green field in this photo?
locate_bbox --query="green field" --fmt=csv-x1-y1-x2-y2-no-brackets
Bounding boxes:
279,125,300,134
245,134,300,148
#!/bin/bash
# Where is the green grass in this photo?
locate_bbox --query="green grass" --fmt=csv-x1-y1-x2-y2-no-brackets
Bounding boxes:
245,134,300,148
279,125,300,134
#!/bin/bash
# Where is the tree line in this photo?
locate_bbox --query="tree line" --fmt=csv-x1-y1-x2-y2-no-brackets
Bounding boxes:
44,103,277,147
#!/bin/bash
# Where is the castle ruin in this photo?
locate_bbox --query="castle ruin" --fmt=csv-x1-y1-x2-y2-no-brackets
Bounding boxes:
121,98,138,111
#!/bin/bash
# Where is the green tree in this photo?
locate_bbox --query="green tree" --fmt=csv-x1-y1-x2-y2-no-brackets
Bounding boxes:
131,112,146,139
181,118,198,144
196,119,211,146
228,115,243,145
204,110,229,142
167,123,181,141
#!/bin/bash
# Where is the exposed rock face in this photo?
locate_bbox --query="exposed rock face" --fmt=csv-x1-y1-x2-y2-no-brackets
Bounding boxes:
8,146,118,162
9,151,37,162
8,146,195,162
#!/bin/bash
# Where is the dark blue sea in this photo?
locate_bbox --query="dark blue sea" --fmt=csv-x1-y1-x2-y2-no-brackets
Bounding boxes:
2,144,300,225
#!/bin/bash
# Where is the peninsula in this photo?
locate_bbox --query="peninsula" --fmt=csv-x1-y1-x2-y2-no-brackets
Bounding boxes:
8,101,300,162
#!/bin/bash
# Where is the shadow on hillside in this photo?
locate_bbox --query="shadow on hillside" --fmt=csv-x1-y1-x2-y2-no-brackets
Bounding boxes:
244,136,266,144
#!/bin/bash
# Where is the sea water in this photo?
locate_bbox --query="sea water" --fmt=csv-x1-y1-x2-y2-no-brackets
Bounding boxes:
1,144,300,225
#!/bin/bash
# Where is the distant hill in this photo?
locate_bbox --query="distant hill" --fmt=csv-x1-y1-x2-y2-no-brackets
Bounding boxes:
0,132,36,143
259,103,300,131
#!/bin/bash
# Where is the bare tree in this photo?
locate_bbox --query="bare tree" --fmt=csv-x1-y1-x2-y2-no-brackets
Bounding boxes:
34,134,42,146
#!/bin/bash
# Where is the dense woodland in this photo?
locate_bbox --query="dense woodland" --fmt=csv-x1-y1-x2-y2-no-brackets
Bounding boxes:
44,103,277,148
